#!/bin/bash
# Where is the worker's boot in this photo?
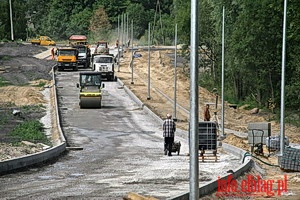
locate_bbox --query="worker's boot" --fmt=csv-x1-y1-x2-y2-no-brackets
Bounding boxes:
164,142,167,155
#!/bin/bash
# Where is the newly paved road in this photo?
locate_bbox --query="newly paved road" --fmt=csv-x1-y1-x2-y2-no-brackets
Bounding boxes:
0,49,241,200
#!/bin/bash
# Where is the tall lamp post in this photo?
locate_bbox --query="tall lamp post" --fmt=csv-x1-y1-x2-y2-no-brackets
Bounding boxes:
147,23,151,100
173,24,178,121
117,15,120,72
221,6,225,137
9,0,14,41
189,0,199,199
279,0,288,158
131,20,134,84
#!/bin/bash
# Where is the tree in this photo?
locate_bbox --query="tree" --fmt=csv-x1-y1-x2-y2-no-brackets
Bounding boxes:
88,6,112,41
66,8,92,37
126,3,149,39
0,1,10,40
89,6,111,33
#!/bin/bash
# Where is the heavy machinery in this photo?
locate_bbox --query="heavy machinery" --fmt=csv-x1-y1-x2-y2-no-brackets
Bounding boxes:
94,41,109,54
77,72,105,108
91,54,115,81
68,35,91,68
68,35,88,46
31,36,56,46
73,45,91,68
56,47,79,71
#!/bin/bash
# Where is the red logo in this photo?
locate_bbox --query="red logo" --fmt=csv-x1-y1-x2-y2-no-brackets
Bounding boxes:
216,174,288,197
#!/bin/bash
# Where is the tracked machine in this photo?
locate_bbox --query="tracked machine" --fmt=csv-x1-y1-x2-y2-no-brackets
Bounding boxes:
77,72,105,108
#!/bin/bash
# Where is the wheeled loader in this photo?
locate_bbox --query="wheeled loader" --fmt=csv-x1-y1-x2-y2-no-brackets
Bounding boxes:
77,72,105,108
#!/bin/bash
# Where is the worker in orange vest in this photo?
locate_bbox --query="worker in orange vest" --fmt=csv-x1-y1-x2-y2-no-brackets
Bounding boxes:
51,48,55,60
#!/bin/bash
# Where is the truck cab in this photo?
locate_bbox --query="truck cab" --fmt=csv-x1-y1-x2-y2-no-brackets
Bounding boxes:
73,45,91,68
56,47,79,71
92,54,115,81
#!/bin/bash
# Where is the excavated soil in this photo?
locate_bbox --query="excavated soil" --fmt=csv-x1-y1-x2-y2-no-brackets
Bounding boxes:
0,42,55,160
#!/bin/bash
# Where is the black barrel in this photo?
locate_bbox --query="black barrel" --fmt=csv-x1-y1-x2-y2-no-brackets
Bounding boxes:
198,122,217,150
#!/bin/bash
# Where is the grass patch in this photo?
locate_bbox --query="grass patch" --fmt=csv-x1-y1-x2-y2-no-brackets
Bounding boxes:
21,104,45,113
34,81,47,88
0,77,11,87
9,120,50,145
0,55,11,61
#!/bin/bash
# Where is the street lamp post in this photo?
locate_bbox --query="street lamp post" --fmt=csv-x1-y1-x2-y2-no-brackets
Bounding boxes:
173,24,178,121
189,0,199,199
279,0,288,158
9,0,14,41
131,20,134,85
117,15,120,72
147,23,151,100
221,6,225,138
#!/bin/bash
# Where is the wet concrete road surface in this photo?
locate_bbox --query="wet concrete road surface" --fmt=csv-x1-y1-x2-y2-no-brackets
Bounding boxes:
0,66,241,200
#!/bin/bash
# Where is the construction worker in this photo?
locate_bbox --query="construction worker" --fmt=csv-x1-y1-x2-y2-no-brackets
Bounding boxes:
204,104,211,121
116,39,119,48
51,48,55,60
163,113,176,156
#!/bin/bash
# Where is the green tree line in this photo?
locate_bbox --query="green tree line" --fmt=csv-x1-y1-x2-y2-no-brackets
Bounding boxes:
0,0,299,120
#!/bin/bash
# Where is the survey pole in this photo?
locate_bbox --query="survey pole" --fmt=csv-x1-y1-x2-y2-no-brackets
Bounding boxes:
189,0,199,199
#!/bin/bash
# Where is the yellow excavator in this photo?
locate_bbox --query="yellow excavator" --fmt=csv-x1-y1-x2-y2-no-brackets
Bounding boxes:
77,72,105,108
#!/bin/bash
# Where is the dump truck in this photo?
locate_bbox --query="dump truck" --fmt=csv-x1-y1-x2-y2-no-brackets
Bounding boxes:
68,35,88,46
91,54,115,81
56,47,79,71
77,72,105,108
31,36,56,46
94,41,109,54
72,45,91,68
69,35,91,68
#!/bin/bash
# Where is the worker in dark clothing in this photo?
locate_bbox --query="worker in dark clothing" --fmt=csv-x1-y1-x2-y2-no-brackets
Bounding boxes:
163,113,176,156
204,104,211,121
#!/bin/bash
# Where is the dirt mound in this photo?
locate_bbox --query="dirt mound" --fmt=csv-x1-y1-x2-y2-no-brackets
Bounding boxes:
0,85,46,106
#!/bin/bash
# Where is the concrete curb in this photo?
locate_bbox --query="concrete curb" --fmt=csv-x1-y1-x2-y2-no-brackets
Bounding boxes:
117,78,144,108
168,143,253,200
0,66,66,174
117,77,253,200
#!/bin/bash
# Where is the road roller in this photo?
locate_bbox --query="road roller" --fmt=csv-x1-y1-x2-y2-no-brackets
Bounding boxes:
77,71,105,108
